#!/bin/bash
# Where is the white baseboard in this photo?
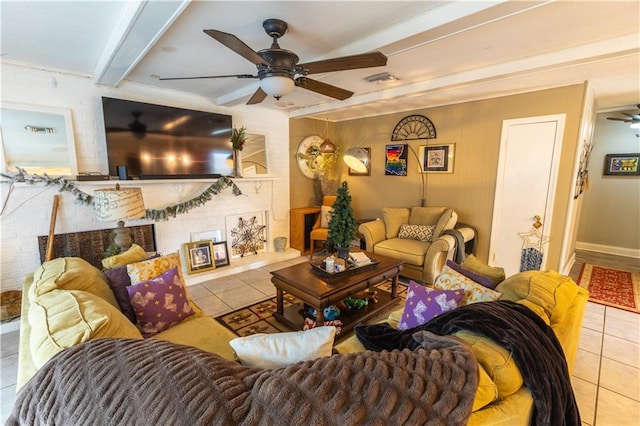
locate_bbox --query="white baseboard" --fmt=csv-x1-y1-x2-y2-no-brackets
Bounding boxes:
560,252,576,276
1,318,20,335
575,242,640,259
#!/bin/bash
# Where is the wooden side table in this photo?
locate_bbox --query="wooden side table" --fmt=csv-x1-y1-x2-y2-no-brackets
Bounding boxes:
290,207,321,255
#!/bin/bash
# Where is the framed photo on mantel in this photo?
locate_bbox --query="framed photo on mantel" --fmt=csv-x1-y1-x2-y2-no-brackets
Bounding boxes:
184,240,215,274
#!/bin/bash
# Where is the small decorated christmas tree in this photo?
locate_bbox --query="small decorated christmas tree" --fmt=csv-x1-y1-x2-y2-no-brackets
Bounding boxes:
326,181,357,258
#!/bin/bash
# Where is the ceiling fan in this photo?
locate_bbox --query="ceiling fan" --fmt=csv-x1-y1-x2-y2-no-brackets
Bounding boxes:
606,104,640,128
159,18,387,104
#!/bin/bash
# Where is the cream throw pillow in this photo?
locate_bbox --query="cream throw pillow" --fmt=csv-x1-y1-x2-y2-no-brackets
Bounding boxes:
229,326,336,368
320,205,333,228
127,252,184,285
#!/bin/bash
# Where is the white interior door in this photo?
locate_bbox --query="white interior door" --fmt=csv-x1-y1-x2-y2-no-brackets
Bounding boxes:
489,114,565,277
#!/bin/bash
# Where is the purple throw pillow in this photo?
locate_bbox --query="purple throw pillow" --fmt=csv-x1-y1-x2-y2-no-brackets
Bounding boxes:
397,280,464,330
103,265,137,323
446,259,496,289
126,266,194,338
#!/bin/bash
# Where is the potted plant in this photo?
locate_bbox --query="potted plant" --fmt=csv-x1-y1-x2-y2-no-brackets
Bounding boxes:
230,126,246,177
326,181,358,259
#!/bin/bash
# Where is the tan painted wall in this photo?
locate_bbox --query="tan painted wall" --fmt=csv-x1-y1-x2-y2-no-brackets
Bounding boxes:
290,84,587,270
577,113,640,252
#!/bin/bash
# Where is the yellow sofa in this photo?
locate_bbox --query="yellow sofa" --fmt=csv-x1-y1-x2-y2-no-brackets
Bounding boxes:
335,269,589,425
17,256,587,426
16,256,238,390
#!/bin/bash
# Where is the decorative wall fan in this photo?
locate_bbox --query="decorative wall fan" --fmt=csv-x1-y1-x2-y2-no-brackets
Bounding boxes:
159,18,387,104
606,104,640,127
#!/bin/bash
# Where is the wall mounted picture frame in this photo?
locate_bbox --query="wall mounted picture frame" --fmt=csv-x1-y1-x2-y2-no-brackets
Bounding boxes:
226,211,267,258
348,147,371,176
212,241,230,267
385,144,408,176
603,153,640,176
184,240,215,274
419,144,455,173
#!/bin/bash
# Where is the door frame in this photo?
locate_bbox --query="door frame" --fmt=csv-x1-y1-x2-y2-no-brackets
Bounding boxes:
489,113,566,270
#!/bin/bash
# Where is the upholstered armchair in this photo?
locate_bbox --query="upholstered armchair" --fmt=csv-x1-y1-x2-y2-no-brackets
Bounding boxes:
359,206,467,284
309,195,337,259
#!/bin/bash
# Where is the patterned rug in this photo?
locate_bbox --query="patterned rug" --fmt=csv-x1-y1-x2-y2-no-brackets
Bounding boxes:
577,264,640,313
215,280,407,337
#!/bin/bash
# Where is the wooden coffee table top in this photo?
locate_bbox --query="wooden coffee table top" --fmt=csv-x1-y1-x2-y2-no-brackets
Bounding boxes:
270,252,403,300
270,252,403,334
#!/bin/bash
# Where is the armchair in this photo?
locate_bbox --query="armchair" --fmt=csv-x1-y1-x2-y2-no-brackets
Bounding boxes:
309,195,336,259
359,206,470,284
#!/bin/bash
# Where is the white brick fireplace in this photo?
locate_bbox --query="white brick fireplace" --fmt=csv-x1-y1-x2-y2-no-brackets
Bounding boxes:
0,62,293,294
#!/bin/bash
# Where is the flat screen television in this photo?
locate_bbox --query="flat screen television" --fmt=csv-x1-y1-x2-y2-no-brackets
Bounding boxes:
101,97,233,179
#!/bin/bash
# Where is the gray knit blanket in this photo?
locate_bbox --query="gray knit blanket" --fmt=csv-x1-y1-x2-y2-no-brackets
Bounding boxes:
8,335,477,426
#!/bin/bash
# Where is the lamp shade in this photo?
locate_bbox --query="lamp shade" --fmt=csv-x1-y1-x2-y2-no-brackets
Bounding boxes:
260,76,295,99
319,138,337,154
343,147,370,173
94,187,146,222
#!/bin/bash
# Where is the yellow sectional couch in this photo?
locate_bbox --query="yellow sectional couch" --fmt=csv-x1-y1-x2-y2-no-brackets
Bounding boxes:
16,256,587,426
16,256,238,390
335,269,588,425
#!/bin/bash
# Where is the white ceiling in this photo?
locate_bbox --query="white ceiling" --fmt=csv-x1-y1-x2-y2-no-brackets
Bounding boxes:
1,1,639,121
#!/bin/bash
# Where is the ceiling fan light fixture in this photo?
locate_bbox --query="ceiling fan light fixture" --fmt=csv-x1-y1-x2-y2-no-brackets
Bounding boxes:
343,147,369,173
630,122,640,129
260,75,295,99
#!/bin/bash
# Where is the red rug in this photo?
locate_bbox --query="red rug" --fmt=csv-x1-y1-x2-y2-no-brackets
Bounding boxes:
577,264,640,313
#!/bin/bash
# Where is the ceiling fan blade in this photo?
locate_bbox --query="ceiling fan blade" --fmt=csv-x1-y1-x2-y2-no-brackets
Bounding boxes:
296,77,353,100
159,74,256,81
247,87,268,105
299,52,387,74
606,117,631,122
204,30,268,66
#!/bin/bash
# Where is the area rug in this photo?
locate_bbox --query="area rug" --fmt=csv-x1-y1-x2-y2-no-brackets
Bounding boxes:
577,264,640,313
215,280,407,337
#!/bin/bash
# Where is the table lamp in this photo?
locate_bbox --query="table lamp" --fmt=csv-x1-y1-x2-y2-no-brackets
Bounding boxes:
94,184,146,252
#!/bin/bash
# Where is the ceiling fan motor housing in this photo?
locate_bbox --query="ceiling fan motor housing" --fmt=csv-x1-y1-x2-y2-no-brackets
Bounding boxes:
257,49,299,79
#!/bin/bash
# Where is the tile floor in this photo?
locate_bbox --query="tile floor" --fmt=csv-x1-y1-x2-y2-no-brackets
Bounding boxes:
1,253,639,424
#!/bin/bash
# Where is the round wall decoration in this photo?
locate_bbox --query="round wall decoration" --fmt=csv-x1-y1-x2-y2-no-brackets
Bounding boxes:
391,114,437,140
296,135,324,178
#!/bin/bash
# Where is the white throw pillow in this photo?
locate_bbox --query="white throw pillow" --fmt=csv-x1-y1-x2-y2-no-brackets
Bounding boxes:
320,205,333,228
229,326,336,368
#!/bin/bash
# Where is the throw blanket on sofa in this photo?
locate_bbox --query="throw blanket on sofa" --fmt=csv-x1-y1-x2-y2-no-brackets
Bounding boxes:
8,335,477,426
355,300,580,426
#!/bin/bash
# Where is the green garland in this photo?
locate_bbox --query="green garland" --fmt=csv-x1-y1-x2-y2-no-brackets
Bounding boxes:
1,168,242,221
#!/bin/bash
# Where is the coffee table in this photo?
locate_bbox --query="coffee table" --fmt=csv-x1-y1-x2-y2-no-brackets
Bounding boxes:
270,253,403,336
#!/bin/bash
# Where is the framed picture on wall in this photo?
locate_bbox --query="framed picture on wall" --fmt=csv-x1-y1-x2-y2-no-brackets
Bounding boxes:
348,147,371,176
385,144,408,176
419,144,455,173
603,153,640,176
184,240,215,274
212,241,230,267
